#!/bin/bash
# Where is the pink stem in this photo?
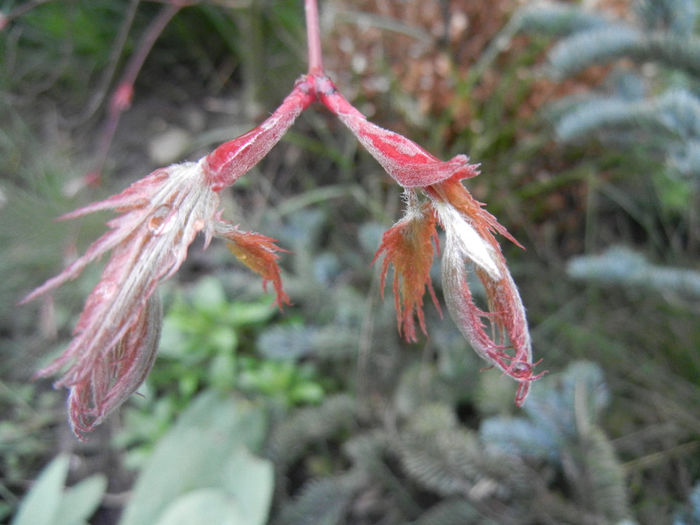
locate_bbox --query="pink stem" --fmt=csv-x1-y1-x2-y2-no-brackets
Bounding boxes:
2,0,53,28
305,0,324,74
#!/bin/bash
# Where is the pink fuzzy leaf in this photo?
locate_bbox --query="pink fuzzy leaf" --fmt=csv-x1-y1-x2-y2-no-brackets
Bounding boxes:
204,79,316,191
433,179,540,405
317,76,477,187
24,161,219,437
63,296,161,439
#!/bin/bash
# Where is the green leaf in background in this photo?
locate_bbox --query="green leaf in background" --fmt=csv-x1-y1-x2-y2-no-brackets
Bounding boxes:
208,352,238,390
11,454,106,525
220,447,274,525
54,474,109,525
188,276,277,326
119,390,270,525
223,300,277,326
149,448,273,525
11,454,67,525
154,489,244,525
191,276,228,312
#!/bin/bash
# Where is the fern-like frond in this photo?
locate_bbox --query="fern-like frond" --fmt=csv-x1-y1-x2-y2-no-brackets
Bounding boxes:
556,90,700,142
554,96,669,142
480,362,610,464
672,139,700,178
394,365,461,418
480,417,559,462
637,0,699,36
480,363,630,522
659,90,700,139
342,430,389,468
567,246,700,299
641,35,700,78
396,404,526,499
516,3,610,36
411,498,490,525
563,426,631,523
273,475,357,525
548,25,641,77
549,28,700,78
343,431,425,519
523,361,609,438
398,427,481,496
268,394,356,466
403,402,457,435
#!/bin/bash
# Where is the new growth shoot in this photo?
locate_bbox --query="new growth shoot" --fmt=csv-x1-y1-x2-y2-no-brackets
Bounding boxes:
23,0,540,438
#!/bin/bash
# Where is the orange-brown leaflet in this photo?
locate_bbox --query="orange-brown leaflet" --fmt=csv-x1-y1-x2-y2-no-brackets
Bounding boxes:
373,205,441,342
221,228,291,308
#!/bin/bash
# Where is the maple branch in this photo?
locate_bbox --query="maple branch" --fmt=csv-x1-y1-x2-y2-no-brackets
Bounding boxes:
305,0,324,74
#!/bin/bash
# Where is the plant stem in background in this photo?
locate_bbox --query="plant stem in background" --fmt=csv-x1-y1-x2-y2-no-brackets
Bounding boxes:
69,0,142,126
88,2,188,185
0,0,53,29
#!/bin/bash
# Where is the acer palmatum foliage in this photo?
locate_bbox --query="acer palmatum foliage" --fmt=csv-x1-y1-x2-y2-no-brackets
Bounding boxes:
23,0,539,438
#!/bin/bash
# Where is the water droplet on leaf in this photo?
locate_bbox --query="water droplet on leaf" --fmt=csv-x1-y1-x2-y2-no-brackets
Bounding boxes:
148,205,171,235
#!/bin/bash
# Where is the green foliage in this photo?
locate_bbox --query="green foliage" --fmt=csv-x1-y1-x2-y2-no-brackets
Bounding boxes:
553,89,700,180
157,276,274,397
268,361,636,524
513,16,700,503
1,2,120,99
0,383,61,491
521,0,700,79
638,0,698,37
257,324,358,361
237,357,325,405
0,123,103,335
119,390,271,525
115,276,329,467
11,454,106,525
157,276,328,406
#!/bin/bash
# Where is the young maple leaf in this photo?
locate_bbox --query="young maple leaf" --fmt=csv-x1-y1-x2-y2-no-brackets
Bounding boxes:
217,225,291,308
20,83,312,438
319,75,540,403
431,179,539,405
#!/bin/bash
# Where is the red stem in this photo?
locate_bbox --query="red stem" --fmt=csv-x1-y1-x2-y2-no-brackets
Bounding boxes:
91,2,183,178
305,0,324,74
71,0,141,125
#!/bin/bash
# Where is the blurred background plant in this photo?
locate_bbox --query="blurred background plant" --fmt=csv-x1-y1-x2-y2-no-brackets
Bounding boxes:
1,0,698,524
